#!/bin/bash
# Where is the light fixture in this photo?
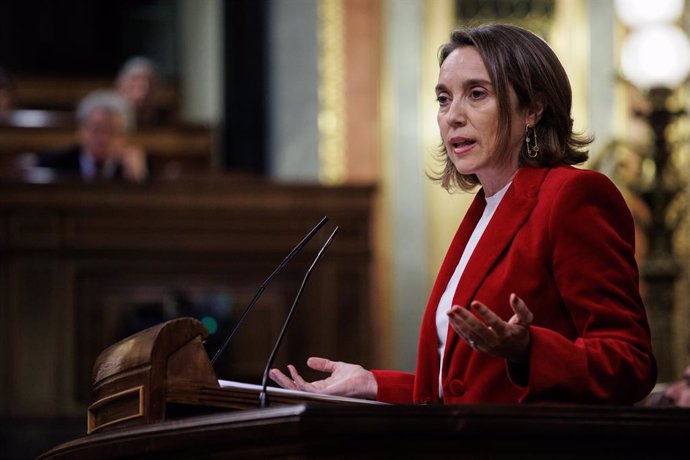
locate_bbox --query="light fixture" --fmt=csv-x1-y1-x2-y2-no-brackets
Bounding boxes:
614,0,685,28
620,24,690,90
614,0,690,382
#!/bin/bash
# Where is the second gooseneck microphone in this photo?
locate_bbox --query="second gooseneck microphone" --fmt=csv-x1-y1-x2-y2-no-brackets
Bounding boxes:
259,226,339,408
210,216,329,367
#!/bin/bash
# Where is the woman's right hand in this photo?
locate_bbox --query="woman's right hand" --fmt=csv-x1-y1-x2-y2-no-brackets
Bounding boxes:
269,357,378,400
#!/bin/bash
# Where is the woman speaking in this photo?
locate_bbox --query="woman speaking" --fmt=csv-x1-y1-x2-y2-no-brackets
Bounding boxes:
270,23,656,405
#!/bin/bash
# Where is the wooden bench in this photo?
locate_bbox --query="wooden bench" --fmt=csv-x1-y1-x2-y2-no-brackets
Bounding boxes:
0,123,215,176
13,75,178,114
1,73,215,175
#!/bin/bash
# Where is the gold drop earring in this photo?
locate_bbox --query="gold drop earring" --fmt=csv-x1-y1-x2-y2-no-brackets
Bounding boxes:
525,124,539,159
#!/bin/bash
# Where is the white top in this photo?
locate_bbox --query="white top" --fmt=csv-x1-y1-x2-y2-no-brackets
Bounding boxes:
436,181,512,397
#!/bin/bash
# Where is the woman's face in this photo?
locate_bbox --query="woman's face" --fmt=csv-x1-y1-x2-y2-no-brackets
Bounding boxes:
436,46,529,192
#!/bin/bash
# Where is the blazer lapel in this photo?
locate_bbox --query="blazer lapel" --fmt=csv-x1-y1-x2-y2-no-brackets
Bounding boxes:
415,191,485,396
428,193,486,308
445,166,548,351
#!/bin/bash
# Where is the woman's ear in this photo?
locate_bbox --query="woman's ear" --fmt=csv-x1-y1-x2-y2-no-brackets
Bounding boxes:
525,97,544,126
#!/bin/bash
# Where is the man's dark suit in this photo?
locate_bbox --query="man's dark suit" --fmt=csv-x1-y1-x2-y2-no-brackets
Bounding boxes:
35,145,126,180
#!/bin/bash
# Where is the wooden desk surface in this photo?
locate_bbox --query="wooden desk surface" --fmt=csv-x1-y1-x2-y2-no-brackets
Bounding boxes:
39,403,690,459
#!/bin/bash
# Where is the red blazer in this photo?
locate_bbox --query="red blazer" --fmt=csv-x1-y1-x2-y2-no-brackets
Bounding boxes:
373,165,656,405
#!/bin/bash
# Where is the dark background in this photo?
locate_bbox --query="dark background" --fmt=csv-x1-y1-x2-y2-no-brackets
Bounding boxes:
0,0,269,174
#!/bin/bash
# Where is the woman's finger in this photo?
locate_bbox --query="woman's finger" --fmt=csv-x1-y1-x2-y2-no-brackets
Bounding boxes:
307,356,336,373
288,364,316,391
471,301,509,335
447,306,474,340
269,368,298,389
509,293,534,325
448,306,487,349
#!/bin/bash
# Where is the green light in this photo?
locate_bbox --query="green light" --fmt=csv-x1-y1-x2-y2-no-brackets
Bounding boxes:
201,316,218,335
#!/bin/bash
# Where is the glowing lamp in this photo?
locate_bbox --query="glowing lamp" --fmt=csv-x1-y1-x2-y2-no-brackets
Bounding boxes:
614,0,685,28
620,24,690,90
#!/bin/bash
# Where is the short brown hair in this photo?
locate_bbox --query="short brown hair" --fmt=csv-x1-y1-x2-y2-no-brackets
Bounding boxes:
431,23,591,192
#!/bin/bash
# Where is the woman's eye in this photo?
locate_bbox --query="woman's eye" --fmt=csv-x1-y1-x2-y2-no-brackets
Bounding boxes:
436,95,449,105
469,89,486,100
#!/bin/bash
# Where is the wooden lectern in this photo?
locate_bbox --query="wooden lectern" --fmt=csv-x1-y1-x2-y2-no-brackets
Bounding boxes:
40,317,690,459
87,317,217,433
86,317,378,434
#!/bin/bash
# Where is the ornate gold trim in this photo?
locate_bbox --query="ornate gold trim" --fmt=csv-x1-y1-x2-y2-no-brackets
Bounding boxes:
87,385,144,434
318,0,346,184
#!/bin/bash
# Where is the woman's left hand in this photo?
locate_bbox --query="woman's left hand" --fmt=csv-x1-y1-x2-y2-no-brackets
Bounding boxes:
447,293,533,363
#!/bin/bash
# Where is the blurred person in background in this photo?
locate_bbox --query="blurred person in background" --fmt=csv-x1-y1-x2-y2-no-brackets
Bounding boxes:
32,89,148,182
640,364,690,407
115,56,162,126
664,365,690,407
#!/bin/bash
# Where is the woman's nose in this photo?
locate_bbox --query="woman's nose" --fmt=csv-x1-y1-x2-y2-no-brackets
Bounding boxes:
446,99,467,126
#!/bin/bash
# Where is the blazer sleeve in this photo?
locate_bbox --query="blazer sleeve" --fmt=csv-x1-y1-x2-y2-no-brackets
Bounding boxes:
371,369,415,404
515,171,657,404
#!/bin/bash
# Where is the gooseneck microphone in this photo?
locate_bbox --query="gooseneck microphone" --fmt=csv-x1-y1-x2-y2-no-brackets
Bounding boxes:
210,216,329,367
259,226,339,408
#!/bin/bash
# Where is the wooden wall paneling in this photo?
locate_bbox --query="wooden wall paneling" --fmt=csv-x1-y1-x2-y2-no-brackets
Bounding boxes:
7,259,62,415
0,238,7,413
0,179,376,419
71,259,296,403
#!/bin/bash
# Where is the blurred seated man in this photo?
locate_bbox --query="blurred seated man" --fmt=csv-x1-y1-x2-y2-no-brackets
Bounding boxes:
115,56,161,126
639,365,690,407
665,365,690,407
33,90,148,182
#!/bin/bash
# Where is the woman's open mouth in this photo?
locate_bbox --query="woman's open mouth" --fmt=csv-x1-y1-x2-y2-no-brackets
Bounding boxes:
450,136,476,154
